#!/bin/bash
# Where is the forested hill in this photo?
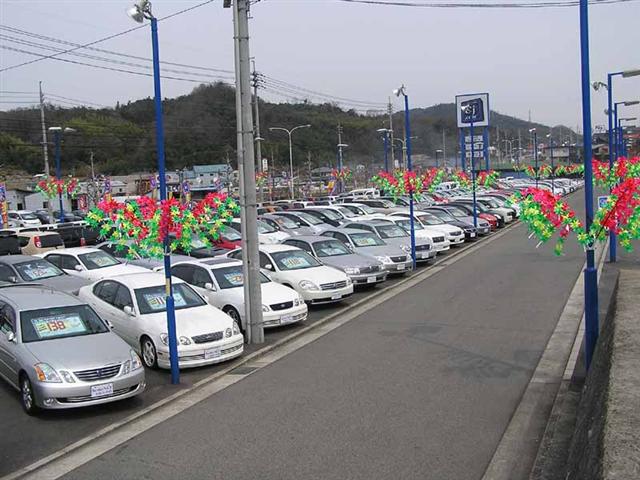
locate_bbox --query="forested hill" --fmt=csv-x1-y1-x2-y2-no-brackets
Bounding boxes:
0,82,575,177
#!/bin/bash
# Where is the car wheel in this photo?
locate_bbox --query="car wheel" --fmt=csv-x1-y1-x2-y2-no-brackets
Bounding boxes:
20,373,38,415
223,307,244,335
141,336,158,369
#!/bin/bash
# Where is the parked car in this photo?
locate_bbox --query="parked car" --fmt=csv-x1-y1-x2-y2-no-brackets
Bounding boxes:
230,219,290,244
33,210,53,225
96,241,193,271
171,236,230,259
40,247,149,281
79,272,244,369
296,207,346,227
321,228,412,274
388,212,466,246
53,212,82,223
171,258,307,332
338,203,388,221
446,202,503,229
0,284,145,414
272,211,333,234
452,198,514,224
259,214,316,237
228,244,354,304
439,204,498,231
423,207,486,238
384,217,450,252
17,231,65,256
215,226,243,250
8,211,41,228
282,236,387,286
0,232,21,255
342,220,436,262
55,223,101,247
0,255,90,293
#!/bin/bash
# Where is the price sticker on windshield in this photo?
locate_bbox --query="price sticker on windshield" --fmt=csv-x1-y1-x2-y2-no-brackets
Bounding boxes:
223,272,244,286
281,256,310,268
31,314,86,339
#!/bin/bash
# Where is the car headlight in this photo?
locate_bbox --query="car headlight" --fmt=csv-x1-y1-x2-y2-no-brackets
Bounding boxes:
375,255,392,264
121,361,131,375
179,336,192,346
225,327,232,338
344,267,360,275
59,370,76,383
131,350,143,370
262,304,270,312
34,363,62,383
160,333,168,345
232,322,240,335
299,280,319,291
346,278,353,286
400,245,411,253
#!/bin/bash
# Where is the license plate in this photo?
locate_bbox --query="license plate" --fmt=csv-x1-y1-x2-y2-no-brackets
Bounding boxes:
204,347,222,359
367,276,377,283
280,315,294,324
331,294,342,300
90,383,113,398
397,264,406,270
470,233,476,237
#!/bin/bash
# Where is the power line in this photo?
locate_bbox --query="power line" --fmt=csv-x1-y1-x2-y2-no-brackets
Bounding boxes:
336,0,639,7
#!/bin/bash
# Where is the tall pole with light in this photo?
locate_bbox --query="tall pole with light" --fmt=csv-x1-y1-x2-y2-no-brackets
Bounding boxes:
579,0,598,370
462,105,478,228
47,126,75,223
127,0,179,384
435,149,443,168
394,85,416,269
546,133,555,193
529,128,538,187
337,124,348,194
619,118,637,157
377,128,391,172
269,125,311,199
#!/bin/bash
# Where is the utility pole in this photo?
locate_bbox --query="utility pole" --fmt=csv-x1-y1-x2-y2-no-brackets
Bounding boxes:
231,0,263,344
337,124,345,193
39,81,54,217
251,59,264,203
442,128,446,168
388,98,396,169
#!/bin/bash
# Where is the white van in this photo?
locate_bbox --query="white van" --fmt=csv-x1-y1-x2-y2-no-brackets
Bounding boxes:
348,188,380,199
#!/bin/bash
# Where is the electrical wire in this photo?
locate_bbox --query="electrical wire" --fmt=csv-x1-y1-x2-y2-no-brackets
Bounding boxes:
336,0,639,8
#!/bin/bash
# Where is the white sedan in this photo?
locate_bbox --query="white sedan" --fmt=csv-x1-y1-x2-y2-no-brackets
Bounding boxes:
385,217,450,252
231,219,290,244
40,247,149,281
78,272,244,369
171,258,308,331
388,212,465,246
228,244,354,304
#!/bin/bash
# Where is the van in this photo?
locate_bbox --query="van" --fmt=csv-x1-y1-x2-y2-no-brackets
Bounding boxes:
16,231,65,256
348,188,380,199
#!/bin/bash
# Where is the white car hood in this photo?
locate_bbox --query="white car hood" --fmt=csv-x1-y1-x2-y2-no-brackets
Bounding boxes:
78,264,150,281
145,304,233,337
275,265,348,286
259,231,290,244
427,223,462,235
261,281,300,304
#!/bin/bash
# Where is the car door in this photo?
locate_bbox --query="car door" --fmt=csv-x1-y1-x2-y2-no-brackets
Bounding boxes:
89,280,124,335
0,264,17,283
258,252,279,281
110,284,137,345
0,302,19,386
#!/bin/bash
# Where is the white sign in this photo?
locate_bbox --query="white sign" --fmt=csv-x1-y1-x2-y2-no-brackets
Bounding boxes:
456,93,490,128
465,143,484,151
465,151,485,159
262,158,268,172
464,135,484,143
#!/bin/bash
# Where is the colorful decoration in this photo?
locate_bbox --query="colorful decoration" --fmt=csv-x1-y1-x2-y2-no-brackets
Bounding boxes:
86,193,240,258
36,177,80,199
422,167,446,193
370,169,444,199
451,170,471,189
371,170,402,198
255,171,268,188
476,170,500,188
332,167,353,182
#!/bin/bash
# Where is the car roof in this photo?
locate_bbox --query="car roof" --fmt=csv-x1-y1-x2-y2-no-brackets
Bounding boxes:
105,271,185,288
0,254,45,265
0,284,82,310
199,257,241,268
259,244,301,253
17,231,60,238
283,235,333,243
345,220,390,226
325,228,373,235
48,247,102,255
339,203,367,207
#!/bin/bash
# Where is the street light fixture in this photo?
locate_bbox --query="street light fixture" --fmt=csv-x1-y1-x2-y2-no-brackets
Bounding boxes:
127,0,180,384
622,69,640,78
269,124,311,199
529,128,539,187
377,128,392,172
435,149,443,168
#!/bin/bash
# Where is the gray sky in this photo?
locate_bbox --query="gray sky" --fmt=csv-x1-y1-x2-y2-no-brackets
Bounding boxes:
1,0,639,130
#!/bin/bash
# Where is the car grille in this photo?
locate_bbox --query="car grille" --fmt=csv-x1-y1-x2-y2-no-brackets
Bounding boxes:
390,255,408,263
433,236,445,243
57,385,138,404
416,244,431,251
320,280,348,291
179,343,243,362
360,265,380,273
74,364,121,382
191,331,223,344
450,231,463,236
270,301,293,311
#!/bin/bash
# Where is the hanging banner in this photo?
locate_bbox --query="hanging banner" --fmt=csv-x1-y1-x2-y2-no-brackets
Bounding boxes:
0,184,7,228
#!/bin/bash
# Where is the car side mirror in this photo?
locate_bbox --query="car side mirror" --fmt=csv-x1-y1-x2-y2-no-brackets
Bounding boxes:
204,282,216,292
105,320,114,330
264,264,273,270
123,306,135,317
74,265,83,272
8,276,18,283
5,331,16,343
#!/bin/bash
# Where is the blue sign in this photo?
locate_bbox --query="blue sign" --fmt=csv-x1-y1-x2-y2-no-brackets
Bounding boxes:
598,195,609,209
461,98,485,124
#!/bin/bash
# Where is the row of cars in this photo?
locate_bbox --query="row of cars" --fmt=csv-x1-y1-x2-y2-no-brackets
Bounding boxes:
0,179,552,415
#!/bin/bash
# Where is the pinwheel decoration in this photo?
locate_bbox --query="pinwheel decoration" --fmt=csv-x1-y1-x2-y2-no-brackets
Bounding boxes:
36,177,80,199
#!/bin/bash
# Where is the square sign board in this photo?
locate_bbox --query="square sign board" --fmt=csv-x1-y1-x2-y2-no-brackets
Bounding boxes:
456,93,490,128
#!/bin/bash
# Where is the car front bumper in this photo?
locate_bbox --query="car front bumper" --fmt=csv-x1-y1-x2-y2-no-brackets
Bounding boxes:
383,260,413,274
157,335,245,369
448,234,465,245
302,284,354,304
350,271,388,285
263,305,308,328
33,368,145,409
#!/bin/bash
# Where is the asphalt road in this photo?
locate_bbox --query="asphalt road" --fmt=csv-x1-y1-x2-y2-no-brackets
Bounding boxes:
51,193,593,480
0,223,494,476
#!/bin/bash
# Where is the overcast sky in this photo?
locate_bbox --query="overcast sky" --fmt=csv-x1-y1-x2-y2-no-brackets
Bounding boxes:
1,0,638,131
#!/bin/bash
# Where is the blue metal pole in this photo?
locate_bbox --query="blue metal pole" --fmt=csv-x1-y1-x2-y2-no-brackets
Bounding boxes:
534,131,539,188
550,138,555,193
404,93,416,270
54,131,64,223
151,17,179,384
471,121,477,228
613,103,619,160
460,129,465,171
483,127,489,170
383,131,389,172
607,74,616,262
579,0,599,371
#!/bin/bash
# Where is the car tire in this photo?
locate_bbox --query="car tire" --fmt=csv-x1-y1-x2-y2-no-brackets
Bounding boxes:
140,336,158,369
223,307,244,336
20,373,39,416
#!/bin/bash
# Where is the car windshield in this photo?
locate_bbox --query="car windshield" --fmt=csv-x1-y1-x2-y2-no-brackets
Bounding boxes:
312,240,351,257
14,259,64,281
271,250,321,270
358,205,377,215
417,214,444,225
257,220,277,234
135,283,206,314
271,216,299,229
429,210,457,222
78,251,121,270
222,227,241,241
446,207,467,218
481,198,501,208
293,212,323,226
375,224,408,239
21,305,109,343
349,232,385,247
394,219,424,231
20,213,38,220
314,209,342,221
337,207,357,218
212,265,270,289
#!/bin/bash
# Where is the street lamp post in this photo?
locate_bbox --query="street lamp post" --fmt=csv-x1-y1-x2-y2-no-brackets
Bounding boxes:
269,125,311,199
47,127,74,223
619,118,637,157
127,0,180,384
435,149,443,168
547,133,555,193
377,128,391,172
529,128,539,187
394,85,416,269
